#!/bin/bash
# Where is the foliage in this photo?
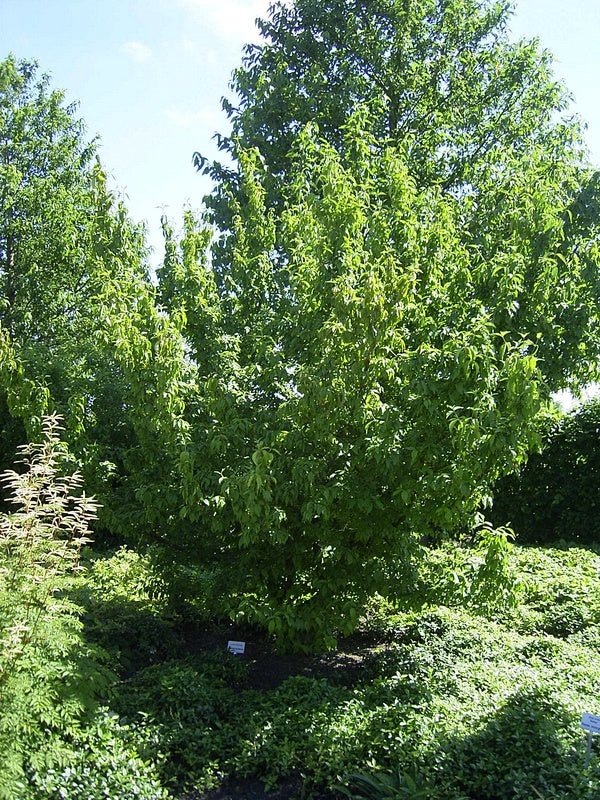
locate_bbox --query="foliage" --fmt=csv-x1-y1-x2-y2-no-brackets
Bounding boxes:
0,54,88,446
79,547,186,674
114,655,250,791
201,0,600,398
337,768,430,800
133,0,600,648
413,522,519,613
88,543,600,799
92,242,194,544
501,544,600,639
0,55,163,545
0,55,96,343
158,101,597,648
1,536,591,797
29,710,168,800
492,398,600,543
0,416,109,799
205,0,574,201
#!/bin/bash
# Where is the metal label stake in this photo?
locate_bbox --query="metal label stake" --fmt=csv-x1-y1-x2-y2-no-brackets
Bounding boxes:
581,713,600,768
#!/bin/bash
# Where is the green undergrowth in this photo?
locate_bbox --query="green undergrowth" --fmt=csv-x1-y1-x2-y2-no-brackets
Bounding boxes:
112,611,600,799
27,542,600,799
76,546,184,675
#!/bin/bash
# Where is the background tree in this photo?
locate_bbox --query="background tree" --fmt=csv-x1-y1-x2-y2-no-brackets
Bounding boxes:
491,397,600,544
0,56,165,541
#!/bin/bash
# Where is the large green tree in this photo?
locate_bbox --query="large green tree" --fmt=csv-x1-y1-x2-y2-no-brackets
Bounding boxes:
153,0,600,648
202,0,593,241
1,56,113,423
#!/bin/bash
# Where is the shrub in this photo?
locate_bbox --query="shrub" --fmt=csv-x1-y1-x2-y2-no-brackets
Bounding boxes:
503,545,600,638
114,654,251,791
492,399,600,543
0,416,108,798
79,547,183,674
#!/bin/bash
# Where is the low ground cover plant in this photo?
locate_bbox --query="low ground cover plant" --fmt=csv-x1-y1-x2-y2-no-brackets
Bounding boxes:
65,541,600,800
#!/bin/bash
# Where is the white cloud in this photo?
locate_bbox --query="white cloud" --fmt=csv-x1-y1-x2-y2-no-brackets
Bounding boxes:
175,0,270,43
121,40,153,64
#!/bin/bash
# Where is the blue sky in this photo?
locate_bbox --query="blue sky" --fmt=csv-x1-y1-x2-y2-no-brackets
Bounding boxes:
1,0,599,268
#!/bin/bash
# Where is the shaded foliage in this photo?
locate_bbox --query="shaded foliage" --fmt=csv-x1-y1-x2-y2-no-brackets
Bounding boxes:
492,398,600,543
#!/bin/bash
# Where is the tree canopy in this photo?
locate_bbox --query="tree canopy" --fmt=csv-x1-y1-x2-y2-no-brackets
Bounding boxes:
198,0,600,391
0,56,165,539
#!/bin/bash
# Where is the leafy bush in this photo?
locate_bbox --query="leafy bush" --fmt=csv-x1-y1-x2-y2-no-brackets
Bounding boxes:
0,416,109,799
13,539,594,800
503,545,600,638
79,547,184,674
114,654,251,791
345,606,600,800
492,399,600,543
29,710,168,800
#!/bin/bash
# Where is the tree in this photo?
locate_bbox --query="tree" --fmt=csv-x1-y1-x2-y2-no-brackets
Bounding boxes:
157,0,600,648
491,397,600,544
0,56,161,539
0,56,97,340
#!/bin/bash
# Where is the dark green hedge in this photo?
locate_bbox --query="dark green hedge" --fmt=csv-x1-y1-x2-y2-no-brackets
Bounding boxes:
492,398,600,544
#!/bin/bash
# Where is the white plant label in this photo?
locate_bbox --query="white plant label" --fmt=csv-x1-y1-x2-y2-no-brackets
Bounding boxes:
227,640,246,655
581,713,600,734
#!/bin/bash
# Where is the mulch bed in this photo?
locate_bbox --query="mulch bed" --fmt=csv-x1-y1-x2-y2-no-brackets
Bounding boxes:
182,776,335,800
177,618,372,691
